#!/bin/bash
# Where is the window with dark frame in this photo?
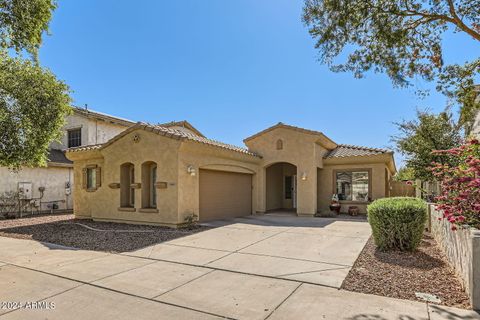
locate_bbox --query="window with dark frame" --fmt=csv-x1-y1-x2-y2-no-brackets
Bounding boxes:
335,171,370,202
67,128,82,148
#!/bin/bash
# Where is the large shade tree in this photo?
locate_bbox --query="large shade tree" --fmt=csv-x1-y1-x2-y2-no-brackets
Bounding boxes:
303,0,480,132
392,110,462,180
0,0,71,169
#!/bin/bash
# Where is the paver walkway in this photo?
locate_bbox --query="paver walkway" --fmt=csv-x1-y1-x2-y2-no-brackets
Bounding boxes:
0,214,478,319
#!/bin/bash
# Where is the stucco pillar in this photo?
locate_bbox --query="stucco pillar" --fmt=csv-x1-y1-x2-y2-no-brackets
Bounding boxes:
296,165,317,216
256,167,266,213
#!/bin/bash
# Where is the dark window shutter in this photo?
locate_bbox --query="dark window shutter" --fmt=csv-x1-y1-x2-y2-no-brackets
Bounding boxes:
96,167,101,188
82,168,87,189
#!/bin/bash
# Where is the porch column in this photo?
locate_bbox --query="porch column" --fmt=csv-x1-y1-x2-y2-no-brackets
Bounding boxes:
256,166,266,214
296,165,317,216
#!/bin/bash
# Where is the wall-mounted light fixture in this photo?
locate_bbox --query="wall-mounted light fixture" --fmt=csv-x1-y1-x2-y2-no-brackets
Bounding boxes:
301,172,307,181
187,165,196,176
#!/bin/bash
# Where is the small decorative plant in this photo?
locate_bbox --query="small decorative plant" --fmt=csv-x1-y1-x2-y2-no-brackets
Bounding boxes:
183,213,199,229
430,139,480,230
368,197,427,251
329,194,341,214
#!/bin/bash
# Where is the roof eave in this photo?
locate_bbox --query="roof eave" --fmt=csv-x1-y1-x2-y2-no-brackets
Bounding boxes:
323,152,394,163
244,122,337,149
97,122,258,158
323,152,397,173
159,120,206,138
73,107,136,127
47,162,73,168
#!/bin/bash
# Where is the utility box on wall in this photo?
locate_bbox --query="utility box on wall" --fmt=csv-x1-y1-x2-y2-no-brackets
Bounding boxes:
18,182,33,200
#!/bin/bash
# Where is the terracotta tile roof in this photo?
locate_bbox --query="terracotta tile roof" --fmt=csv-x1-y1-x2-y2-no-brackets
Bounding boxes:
75,123,260,158
158,120,205,138
67,144,103,153
244,122,337,149
142,123,260,157
324,144,391,158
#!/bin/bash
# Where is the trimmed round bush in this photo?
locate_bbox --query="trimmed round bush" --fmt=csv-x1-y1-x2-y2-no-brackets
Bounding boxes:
368,197,427,251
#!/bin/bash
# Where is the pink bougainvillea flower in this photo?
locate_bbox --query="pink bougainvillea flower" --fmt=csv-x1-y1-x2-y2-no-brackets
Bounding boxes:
430,140,480,231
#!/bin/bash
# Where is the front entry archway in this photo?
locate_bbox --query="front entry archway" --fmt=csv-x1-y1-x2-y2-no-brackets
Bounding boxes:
265,162,297,212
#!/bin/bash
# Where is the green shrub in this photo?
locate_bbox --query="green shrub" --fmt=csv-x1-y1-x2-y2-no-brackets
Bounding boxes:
368,197,427,251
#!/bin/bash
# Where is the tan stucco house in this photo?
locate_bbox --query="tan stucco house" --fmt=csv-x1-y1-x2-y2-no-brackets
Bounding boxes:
66,122,396,227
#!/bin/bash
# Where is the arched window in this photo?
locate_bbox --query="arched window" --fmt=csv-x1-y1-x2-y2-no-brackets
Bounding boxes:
120,163,135,207
142,161,157,209
276,139,283,150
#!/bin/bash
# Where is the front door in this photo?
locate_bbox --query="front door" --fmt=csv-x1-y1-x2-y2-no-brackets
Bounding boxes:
285,175,297,209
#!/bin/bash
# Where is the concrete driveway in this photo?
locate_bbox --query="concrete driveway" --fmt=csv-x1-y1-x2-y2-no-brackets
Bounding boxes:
138,214,373,288
0,214,477,320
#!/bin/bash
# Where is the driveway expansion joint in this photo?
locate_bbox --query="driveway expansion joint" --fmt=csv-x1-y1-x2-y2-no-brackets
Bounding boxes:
235,251,352,268
0,262,236,320
275,266,351,278
151,269,216,300
203,226,296,266
163,242,233,253
264,282,303,320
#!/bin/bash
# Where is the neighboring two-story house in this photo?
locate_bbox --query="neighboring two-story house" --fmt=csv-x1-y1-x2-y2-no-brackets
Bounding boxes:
0,107,134,213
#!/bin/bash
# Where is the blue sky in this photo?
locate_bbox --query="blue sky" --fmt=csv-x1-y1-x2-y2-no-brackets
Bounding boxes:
40,0,480,166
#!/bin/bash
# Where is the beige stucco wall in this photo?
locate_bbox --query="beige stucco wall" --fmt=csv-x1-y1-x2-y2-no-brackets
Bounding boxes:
70,130,181,226
0,166,73,211
245,127,329,215
177,142,260,222
317,160,391,214
69,129,261,226
68,125,395,224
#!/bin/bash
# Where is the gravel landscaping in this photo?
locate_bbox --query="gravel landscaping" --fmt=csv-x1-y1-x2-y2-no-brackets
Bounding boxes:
0,213,210,252
341,234,471,309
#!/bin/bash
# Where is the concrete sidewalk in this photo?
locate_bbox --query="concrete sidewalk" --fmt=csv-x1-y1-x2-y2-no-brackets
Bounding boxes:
0,215,478,320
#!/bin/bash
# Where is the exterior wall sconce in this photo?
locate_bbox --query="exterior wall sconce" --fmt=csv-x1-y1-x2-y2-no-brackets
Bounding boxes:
301,172,307,181
187,165,196,176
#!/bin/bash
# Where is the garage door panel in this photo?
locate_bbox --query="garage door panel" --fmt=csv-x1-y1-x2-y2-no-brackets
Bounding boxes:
199,170,252,222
